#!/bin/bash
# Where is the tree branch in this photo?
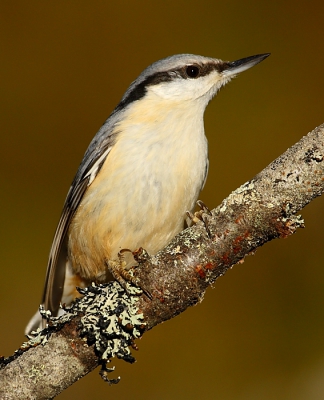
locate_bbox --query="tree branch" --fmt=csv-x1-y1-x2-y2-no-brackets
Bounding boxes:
1,123,324,399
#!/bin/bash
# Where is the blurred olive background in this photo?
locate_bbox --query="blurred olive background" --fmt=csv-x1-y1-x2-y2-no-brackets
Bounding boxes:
1,1,324,399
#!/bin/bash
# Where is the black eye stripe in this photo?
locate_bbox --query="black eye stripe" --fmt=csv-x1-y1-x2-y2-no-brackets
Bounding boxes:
186,65,200,78
114,61,227,112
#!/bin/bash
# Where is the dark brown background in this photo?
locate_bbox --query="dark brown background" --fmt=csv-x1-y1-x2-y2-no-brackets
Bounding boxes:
1,1,324,399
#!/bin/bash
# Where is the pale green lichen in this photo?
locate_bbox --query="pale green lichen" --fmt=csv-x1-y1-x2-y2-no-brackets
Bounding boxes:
27,364,45,383
221,181,257,209
168,245,182,255
234,181,255,194
22,281,145,384
219,202,227,213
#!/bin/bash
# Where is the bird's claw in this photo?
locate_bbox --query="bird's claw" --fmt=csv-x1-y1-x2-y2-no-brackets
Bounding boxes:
186,200,212,238
107,249,152,299
197,200,212,216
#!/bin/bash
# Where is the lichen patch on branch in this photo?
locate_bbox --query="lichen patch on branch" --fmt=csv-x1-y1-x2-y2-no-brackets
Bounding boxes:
3,282,146,385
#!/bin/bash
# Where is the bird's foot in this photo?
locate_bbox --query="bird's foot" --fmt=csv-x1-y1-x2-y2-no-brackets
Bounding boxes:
107,249,152,299
186,200,212,238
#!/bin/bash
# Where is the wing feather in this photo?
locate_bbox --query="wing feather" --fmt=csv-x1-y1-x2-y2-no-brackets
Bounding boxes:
42,176,90,314
41,119,120,316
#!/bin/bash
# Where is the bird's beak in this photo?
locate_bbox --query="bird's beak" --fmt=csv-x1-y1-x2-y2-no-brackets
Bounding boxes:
222,53,270,76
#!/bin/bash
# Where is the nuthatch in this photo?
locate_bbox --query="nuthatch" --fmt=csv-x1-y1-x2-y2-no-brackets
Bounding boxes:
26,52,270,334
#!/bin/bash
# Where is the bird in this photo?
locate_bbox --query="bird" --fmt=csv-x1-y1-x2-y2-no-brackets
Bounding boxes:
25,52,270,334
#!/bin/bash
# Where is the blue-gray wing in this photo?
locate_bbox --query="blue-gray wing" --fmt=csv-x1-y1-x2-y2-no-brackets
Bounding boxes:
41,119,120,317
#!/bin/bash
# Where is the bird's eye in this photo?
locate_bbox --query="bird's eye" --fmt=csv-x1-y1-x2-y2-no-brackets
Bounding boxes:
186,65,200,78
